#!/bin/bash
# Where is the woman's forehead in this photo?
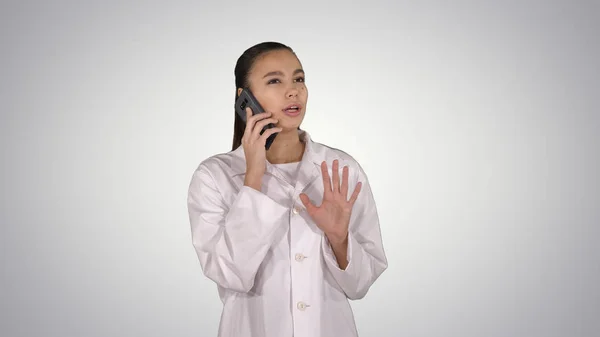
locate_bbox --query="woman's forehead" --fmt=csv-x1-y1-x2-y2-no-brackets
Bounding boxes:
251,50,302,74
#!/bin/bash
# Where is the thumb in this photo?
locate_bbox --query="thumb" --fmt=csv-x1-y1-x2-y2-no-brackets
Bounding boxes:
299,193,317,213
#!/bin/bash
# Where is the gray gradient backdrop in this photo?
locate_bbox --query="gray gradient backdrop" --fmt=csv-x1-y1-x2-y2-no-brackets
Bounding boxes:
1,0,599,336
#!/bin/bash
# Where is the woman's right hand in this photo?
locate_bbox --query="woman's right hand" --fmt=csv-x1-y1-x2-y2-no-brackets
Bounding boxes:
242,107,281,190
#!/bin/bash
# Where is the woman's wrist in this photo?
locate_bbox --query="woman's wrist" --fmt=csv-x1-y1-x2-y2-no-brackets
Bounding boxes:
326,230,349,247
244,174,263,191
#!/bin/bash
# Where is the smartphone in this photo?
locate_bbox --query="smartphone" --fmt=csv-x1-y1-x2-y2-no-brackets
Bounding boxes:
235,88,278,150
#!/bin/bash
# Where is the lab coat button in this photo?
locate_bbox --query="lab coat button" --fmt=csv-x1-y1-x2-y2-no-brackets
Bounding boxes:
295,253,305,261
292,207,300,214
297,301,308,311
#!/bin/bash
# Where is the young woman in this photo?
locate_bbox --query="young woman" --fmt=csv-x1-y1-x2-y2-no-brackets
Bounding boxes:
187,41,387,337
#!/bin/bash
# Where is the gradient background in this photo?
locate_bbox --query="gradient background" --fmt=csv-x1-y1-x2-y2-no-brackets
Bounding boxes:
1,0,599,336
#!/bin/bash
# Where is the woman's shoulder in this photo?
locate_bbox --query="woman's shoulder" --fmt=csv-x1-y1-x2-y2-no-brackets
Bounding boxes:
309,140,368,177
189,147,245,183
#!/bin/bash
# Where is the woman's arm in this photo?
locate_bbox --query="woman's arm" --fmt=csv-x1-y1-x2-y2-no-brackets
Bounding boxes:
321,162,388,300
187,163,289,293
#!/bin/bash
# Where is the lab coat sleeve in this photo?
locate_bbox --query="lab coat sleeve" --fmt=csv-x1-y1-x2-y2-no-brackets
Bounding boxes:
321,162,388,300
187,163,289,293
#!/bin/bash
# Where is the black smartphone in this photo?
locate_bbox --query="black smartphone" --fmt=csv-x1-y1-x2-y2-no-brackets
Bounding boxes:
235,88,278,150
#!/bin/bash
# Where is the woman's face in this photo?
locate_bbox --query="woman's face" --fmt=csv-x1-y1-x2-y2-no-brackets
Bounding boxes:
240,49,308,132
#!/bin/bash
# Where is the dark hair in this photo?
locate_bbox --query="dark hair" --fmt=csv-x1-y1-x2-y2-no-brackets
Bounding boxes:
231,41,298,151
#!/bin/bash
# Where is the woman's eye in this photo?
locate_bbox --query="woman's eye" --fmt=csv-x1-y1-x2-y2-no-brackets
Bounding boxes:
267,77,304,84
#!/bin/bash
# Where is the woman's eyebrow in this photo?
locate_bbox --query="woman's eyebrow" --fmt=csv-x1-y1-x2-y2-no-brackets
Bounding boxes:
262,69,305,78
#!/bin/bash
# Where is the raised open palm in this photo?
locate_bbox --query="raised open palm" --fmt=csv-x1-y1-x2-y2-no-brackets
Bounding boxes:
299,159,362,244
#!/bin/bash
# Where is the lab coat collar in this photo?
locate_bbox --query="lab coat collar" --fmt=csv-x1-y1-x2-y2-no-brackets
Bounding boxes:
229,129,336,189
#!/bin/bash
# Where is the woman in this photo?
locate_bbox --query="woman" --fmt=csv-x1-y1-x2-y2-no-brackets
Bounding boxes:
187,41,388,337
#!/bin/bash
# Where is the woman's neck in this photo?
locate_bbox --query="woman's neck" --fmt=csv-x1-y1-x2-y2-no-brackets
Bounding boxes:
266,129,305,164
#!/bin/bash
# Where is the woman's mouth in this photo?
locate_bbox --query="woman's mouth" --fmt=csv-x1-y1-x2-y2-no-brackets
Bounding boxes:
283,104,302,117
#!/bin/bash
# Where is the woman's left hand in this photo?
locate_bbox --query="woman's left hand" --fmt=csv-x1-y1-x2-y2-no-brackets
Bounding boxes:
299,159,362,244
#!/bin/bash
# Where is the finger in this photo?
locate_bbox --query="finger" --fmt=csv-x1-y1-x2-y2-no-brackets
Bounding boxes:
259,126,283,143
321,161,332,196
299,193,318,214
341,165,349,198
244,111,271,139
243,107,254,140
252,117,279,139
348,182,362,205
249,110,271,124
245,106,253,121
252,119,277,141
332,160,340,193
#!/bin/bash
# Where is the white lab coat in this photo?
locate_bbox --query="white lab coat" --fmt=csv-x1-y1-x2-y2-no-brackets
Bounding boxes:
187,130,387,337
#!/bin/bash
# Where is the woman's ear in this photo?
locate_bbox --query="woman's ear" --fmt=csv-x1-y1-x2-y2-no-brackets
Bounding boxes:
237,88,243,97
